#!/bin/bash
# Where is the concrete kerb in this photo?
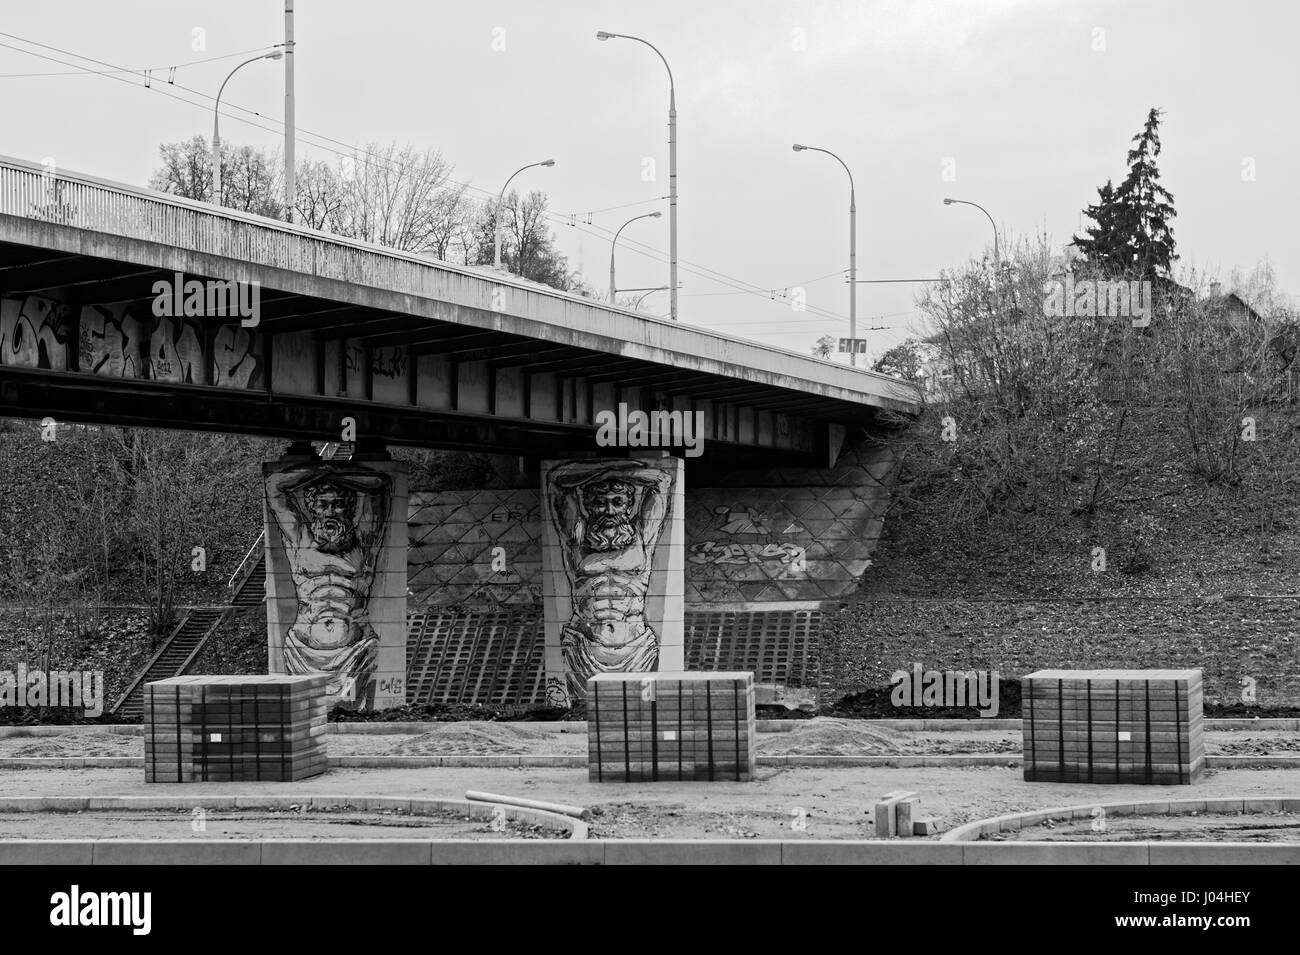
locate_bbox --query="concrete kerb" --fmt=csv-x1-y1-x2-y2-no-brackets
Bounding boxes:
1,837,1298,864
943,795,1300,843
0,794,586,840
5,754,1300,770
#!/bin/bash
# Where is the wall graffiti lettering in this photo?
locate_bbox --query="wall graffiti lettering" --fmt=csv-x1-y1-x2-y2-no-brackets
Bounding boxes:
149,313,203,383
545,677,570,708
688,540,807,571
0,295,71,370
345,345,408,381
77,304,262,388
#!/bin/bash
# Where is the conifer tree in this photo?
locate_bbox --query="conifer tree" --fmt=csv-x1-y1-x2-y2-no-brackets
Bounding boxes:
1072,107,1177,279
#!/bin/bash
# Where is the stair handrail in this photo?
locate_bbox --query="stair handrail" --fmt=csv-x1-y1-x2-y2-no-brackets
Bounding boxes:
174,608,233,678
110,610,194,715
228,530,266,596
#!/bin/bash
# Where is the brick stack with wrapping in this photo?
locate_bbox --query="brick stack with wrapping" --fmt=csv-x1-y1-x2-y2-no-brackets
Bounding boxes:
587,671,756,782
1022,669,1204,784
145,675,330,783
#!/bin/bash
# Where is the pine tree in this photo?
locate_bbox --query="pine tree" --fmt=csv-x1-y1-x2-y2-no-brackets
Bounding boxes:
1071,107,1177,279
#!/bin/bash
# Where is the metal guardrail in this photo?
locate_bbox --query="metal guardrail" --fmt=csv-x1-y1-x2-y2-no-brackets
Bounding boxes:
227,531,265,595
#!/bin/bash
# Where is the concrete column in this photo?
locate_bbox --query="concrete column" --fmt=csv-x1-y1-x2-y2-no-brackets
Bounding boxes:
263,446,408,711
540,455,684,704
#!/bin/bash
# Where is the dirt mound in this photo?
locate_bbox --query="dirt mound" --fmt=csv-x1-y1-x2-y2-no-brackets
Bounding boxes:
388,723,575,756
757,718,908,756
6,735,139,758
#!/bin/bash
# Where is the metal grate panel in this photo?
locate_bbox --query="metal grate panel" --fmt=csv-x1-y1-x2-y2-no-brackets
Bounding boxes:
405,609,545,706
684,609,821,687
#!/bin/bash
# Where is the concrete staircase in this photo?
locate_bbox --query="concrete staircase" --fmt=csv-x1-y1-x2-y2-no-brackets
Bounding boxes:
111,607,232,720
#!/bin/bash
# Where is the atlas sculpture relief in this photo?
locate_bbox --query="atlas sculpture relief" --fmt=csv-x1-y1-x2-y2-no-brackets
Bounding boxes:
547,460,675,700
265,463,393,706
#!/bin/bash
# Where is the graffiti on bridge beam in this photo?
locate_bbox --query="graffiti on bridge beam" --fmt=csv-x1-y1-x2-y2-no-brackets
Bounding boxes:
78,305,262,387
0,295,72,370
345,345,407,380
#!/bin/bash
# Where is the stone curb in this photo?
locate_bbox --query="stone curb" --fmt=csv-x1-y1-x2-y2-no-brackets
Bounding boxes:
942,795,1300,842
0,837,1297,865
3,754,1300,770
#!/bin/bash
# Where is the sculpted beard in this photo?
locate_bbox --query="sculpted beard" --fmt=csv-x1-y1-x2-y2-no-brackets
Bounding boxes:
310,515,355,553
584,514,635,551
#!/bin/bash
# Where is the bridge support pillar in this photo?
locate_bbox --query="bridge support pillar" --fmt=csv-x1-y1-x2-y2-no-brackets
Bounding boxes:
262,446,408,712
540,455,685,705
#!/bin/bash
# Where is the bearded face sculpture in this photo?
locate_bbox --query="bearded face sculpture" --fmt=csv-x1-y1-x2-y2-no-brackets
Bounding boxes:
582,480,639,551
305,482,358,554
265,465,392,707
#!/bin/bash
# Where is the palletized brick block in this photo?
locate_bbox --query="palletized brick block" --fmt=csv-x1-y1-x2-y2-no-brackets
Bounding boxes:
587,671,755,783
1023,669,1203,785
145,674,330,784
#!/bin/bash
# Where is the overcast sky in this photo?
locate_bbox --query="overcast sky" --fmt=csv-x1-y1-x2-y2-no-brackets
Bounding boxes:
1,0,1295,362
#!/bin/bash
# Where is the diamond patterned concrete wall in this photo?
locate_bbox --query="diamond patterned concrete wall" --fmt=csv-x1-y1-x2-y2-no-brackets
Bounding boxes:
400,438,894,705
408,490,541,605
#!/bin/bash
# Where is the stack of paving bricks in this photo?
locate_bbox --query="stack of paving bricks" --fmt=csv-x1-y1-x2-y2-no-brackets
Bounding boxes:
1022,669,1204,785
587,671,756,782
145,675,330,783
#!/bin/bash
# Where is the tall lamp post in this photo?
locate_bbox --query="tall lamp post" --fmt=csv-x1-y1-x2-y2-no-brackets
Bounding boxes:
609,211,662,302
942,197,999,274
212,49,283,207
495,159,556,271
794,143,857,365
597,31,677,322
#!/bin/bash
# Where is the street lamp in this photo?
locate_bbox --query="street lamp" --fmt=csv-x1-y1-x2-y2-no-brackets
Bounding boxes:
794,143,857,365
609,211,662,302
943,197,999,274
494,159,556,271
598,31,678,322
212,49,283,207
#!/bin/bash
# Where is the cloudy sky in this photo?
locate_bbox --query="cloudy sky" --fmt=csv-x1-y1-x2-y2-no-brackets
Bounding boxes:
1,0,1295,362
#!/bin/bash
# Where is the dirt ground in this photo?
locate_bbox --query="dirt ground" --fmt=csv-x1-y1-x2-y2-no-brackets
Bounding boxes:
1,762,1299,840
0,807,563,841
996,812,1300,843
2,720,1298,758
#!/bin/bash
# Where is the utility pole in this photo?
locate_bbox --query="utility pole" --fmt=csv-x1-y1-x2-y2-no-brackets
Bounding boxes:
284,0,296,223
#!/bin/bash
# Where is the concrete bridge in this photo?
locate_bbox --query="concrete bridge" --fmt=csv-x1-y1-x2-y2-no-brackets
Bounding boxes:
0,154,921,711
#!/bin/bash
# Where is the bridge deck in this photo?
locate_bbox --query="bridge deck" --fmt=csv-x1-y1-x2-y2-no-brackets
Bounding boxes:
0,155,920,459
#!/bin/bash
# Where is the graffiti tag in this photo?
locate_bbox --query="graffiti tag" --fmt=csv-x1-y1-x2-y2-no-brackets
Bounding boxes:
688,541,807,571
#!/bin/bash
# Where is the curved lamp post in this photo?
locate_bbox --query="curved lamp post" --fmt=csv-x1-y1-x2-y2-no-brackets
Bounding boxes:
794,143,857,365
609,211,662,302
213,49,283,206
598,31,677,321
943,197,999,272
494,159,556,271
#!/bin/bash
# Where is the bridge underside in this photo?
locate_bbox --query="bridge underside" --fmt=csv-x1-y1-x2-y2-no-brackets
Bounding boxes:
0,198,915,711
0,225,907,467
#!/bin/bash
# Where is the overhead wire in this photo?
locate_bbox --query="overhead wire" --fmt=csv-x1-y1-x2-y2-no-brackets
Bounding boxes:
0,30,932,332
